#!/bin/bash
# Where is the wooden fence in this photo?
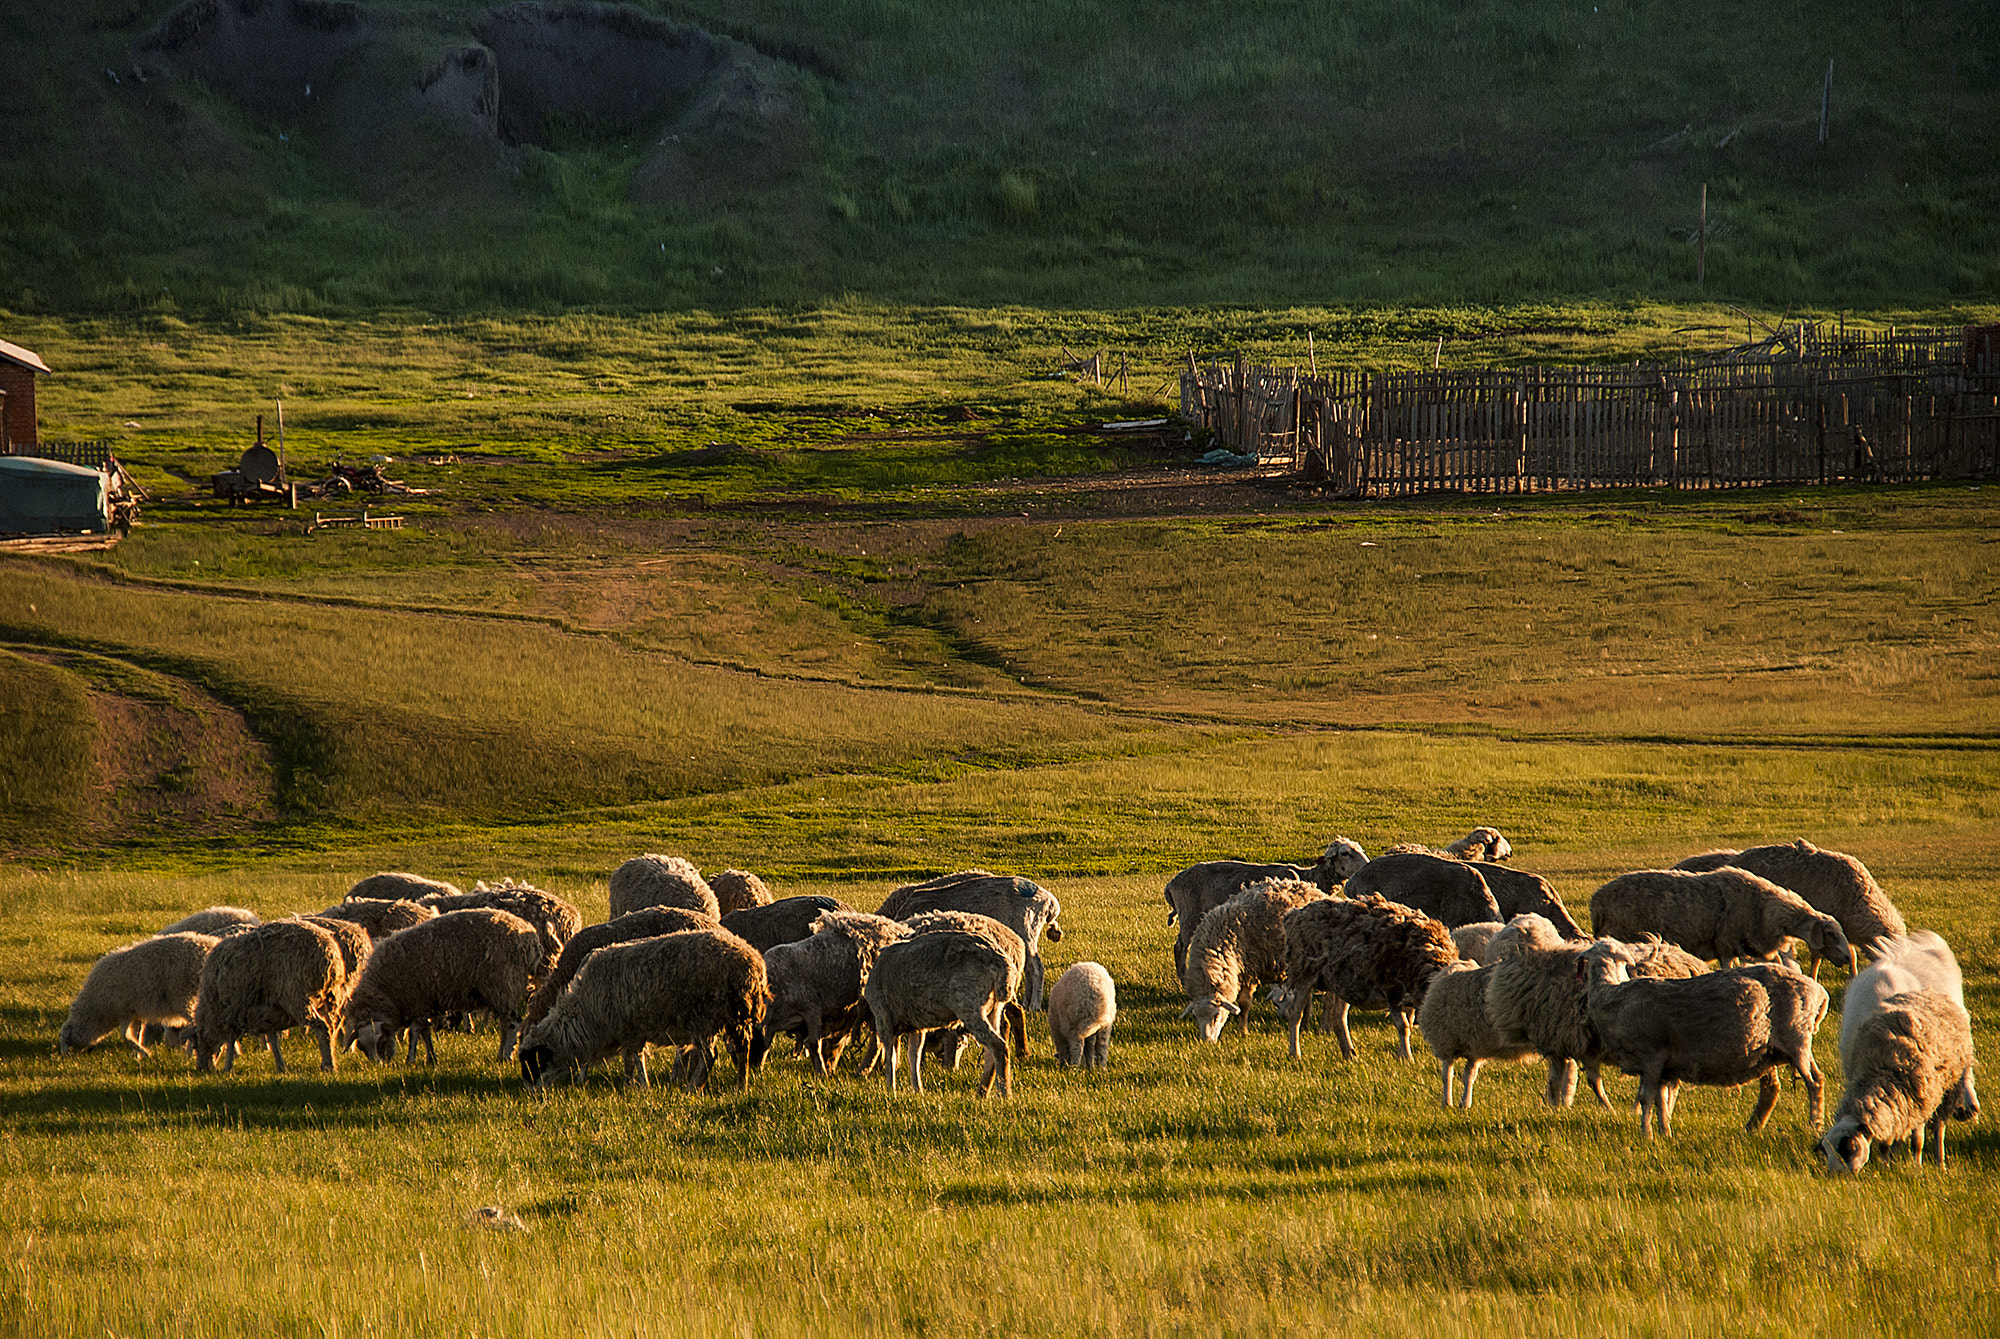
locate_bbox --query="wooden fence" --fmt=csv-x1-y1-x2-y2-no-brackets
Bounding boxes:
1181,328,2000,495
2,440,112,470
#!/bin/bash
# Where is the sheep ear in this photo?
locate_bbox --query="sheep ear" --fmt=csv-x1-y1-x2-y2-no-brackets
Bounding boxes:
1221,1001,1242,1016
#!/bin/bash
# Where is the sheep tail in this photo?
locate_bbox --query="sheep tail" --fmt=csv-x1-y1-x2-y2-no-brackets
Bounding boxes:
1004,1001,1029,1057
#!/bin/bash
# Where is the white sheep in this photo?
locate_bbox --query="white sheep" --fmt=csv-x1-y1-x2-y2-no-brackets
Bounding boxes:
524,906,719,1030
422,880,581,961
58,932,219,1057
315,898,436,939
1589,867,1853,971
1181,878,1324,1042
347,872,461,902
758,910,910,1075
191,920,349,1073
1830,933,1980,1154
1450,921,1505,963
1162,837,1367,977
343,908,546,1065
1578,941,1829,1137
518,927,768,1091
1821,990,1978,1172
606,854,720,920
877,871,1062,1010
160,907,259,937
1047,962,1116,1070
1445,827,1512,862
1279,893,1460,1062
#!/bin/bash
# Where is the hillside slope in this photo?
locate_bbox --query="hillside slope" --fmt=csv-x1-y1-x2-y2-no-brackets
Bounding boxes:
0,0,1993,313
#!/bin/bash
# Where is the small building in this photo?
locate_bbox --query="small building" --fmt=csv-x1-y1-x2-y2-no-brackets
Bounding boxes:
0,336,51,450
0,456,109,536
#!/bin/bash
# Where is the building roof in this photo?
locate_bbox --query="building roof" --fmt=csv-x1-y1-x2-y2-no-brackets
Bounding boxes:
0,338,51,374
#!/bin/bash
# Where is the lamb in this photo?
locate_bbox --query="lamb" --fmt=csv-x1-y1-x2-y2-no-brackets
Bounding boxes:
418,880,581,961
1417,960,1538,1107
518,927,767,1091
722,894,852,953
1673,840,1906,973
864,927,1019,1097
1579,940,1829,1136
1834,933,1979,1143
1343,851,1503,928
191,920,349,1073
1484,914,1709,1108
315,898,436,940
524,906,719,1029
1589,867,1853,972
606,854,720,920
347,872,461,902
1278,893,1460,1062
1047,962,1116,1070
343,908,546,1066
756,910,911,1074
1450,921,1502,962
1820,990,1978,1172
1162,838,1367,977
160,907,260,937
58,932,219,1057
1181,878,1324,1042
710,869,774,916
877,870,1063,1010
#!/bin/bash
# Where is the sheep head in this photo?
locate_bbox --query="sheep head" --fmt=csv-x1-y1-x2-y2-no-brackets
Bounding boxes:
1576,939,1634,986
346,1019,397,1064
1820,1117,1871,1174
1803,919,1854,975
518,1042,558,1087
1314,838,1369,887
1180,996,1240,1042
1953,1069,1981,1122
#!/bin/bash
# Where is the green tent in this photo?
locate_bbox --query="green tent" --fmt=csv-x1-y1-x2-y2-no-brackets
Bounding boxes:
0,456,108,535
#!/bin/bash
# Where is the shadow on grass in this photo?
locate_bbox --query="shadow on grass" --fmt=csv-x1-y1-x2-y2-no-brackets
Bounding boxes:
0,1067,529,1134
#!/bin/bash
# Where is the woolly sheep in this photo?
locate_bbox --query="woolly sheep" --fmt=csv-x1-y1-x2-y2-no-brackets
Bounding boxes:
1835,933,1979,1142
160,907,260,937
58,932,219,1057
1579,941,1829,1136
191,920,348,1074
420,880,581,962
1418,960,1538,1107
865,927,1019,1097
1674,840,1906,974
524,906,719,1029
901,910,1031,1064
1047,962,1116,1070
1589,867,1852,972
710,869,774,916
1343,851,1503,928
1445,827,1513,861
1466,864,1583,938
293,915,372,978
607,854,719,920
347,872,461,902
316,898,436,940
756,910,911,1074
1181,878,1324,1042
877,871,1063,1010
1451,922,1504,963
1279,893,1459,1062
343,908,546,1066
1484,917,1708,1108
723,895,851,953
518,927,768,1091
1162,838,1367,977
1820,990,1977,1173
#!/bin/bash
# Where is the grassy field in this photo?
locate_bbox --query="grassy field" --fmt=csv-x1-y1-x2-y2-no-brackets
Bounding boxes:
3,312,1998,1333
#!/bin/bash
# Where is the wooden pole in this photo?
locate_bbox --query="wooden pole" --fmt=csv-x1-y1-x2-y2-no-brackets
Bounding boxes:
1819,59,1833,145
1307,331,1317,375
1433,335,1444,370
275,398,287,473
1698,183,1707,286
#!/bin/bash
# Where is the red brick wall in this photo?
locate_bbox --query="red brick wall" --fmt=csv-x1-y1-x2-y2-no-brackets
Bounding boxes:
0,364,36,446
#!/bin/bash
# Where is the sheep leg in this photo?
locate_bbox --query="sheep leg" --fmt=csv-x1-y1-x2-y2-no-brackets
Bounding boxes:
419,1022,438,1066
1585,1062,1610,1108
970,1006,1010,1098
905,1031,926,1094
1088,1031,1110,1070
1006,1001,1029,1057
495,1019,518,1064
312,1020,336,1074
1927,1113,1949,1169
1546,1058,1578,1108
1234,983,1256,1035
267,1032,287,1074
221,1036,238,1074
1284,987,1311,1060
1745,1071,1781,1133
1331,998,1356,1061
1461,1059,1486,1109
1656,1078,1681,1137
1173,935,1188,982
1317,991,1337,1035
625,1047,650,1088
1799,1053,1825,1128
879,1025,899,1093
1027,956,1045,1012
1393,1009,1415,1062
123,1020,152,1059
1439,1059,1455,1109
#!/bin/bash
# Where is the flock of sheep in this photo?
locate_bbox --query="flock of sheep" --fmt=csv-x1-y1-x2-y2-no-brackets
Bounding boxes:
54,831,1980,1174
1170,830,1979,1173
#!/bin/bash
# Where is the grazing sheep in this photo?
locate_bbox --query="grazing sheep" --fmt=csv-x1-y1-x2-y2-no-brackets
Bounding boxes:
316,898,436,940
1579,940,1829,1136
901,910,1031,1063
756,910,912,1074
343,909,546,1066
1466,864,1583,938
606,854,719,920
1485,917,1708,1108
1821,990,1977,1173
710,869,774,916
419,881,581,962
191,920,348,1074
723,895,852,953
518,927,768,1091
160,907,260,937
1836,933,1979,1136
1418,960,1539,1107
1181,878,1325,1042
1162,838,1368,977
865,928,1019,1097
524,906,719,1029
347,872,461,902
58,932,220,1057
1047,962,1116,1070
1674,840,1906,974
1343,851,1503,928
1451,922,1505,963
877,871,1063,1010
1279,893,1460,1061
1589,867,1852,972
